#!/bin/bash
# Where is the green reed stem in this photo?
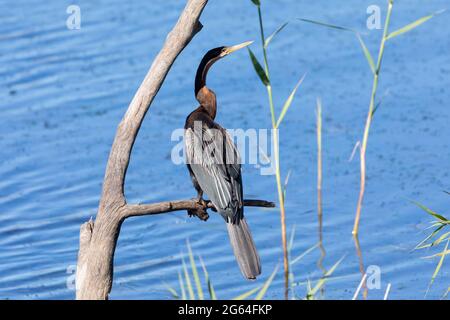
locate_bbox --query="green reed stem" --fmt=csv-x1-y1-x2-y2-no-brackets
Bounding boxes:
353,0,394,235
257,6,276,127
256,5,290,299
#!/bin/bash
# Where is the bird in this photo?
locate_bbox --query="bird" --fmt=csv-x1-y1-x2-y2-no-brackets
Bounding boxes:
184,41,261,280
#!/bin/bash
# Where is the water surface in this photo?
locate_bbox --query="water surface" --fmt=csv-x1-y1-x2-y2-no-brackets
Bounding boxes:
0,0,449,299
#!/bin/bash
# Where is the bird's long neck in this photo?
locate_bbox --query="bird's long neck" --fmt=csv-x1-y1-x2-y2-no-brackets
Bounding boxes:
195,56,219,119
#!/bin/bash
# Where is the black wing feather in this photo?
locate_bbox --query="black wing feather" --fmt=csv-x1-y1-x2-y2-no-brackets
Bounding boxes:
185,116,243,222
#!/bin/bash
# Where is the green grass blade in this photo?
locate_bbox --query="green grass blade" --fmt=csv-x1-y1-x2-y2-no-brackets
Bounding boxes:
187,241,203,300
248,48,270,86
423,249,450,259
430,231,450,247
297,18,357,33
199,256,217,300
415,224,446,250
295,273,356,287
356,34,376,74
306,279,313,300
428,239,449,292
444,287,450,299
181,255,195,300
291,243,319,265
165,282,179,299
372,89,390,118
297,18,377,75
412,200,448,222
428,222,445,229
178,270,187,300
232,285,261,300
309,255,345,296
255,265,279,300
386,11,443,41
276,73,306,128
265,22,289,48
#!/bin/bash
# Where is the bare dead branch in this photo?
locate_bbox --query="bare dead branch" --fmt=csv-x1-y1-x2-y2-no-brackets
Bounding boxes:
98,0,208,207
75,0,273,300
123,199,276,218
76,0,209,300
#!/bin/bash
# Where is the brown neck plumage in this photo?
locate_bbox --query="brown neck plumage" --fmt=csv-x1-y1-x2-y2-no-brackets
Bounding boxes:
196,86,217,119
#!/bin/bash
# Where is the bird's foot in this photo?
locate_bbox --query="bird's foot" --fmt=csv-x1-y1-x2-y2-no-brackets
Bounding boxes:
187,197,209,221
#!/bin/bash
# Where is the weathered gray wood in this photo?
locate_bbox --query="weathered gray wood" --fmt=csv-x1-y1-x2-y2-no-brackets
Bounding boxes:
75,0,274,300
76,0,209,300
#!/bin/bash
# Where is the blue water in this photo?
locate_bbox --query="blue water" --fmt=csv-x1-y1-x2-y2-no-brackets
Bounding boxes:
0,0,449,299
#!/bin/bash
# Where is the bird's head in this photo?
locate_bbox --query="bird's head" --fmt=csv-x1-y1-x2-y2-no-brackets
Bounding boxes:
216,41,255,59
195,41,253,96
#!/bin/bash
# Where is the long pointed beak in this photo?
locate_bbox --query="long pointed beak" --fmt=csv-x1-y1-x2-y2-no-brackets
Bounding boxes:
224,41,254,55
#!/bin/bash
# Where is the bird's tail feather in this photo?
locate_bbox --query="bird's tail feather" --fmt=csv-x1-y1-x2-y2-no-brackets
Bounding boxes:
226,218,261,280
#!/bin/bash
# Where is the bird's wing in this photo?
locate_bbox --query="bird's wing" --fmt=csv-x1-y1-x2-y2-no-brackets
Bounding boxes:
185,118,243,222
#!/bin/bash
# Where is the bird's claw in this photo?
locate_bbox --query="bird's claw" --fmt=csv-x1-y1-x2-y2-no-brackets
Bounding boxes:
187,198,209,221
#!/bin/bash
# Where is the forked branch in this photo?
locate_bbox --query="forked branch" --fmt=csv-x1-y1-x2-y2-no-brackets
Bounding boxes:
76,0,210,300
75,0,273,300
